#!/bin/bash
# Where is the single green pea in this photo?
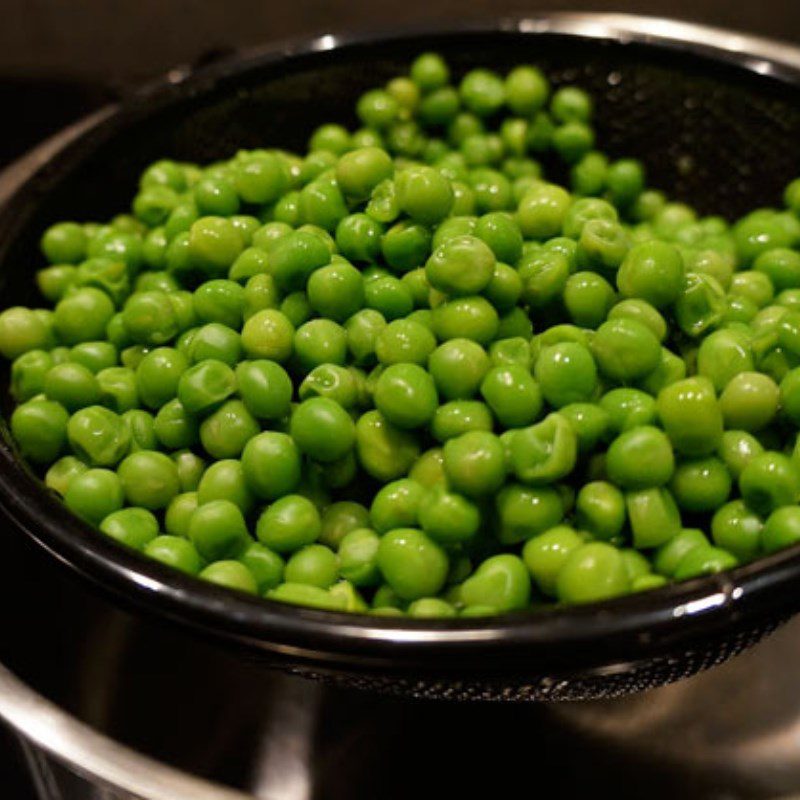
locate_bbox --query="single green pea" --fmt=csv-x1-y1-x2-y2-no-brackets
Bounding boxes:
696,329,754,392
376,528,449,601
534,342,597,408
66,405,130,466
673,546,737,581
99,507,159,551
739,451,800,515
233,360,291,421
488,337,532,369
427,339,490,400
374,318,436,367
626,487,682,549
11,350,53,402
177,359,236,416
599,388,656,435
43,362,101,412
133,347,187,410
675,272,726,338
355,410,420,482
606,426,674,490
283,544,339,589
556,542,629,604
509,413,578,486
45,455,88,496
53,289,115,345
408,447,446,486
780,367,800,425
670,456,732,513
143,535,202,575
442,430,506,498
165,492,199,538
199,561,257,595
290,397,355,463
495,483,564,544
719,371,780,431
762,506,800,554
199,399,259,459
369,479,425,533
590,318,661,383
575,481,626,541
517,183,571,239
479,364,542,428
11,399,69,464
710,499,763,561
241,432,302,501
417,485,481,544
239,309,294,362
344,308,386,367
257,494,321,553
657,377,724,456
314,501,369,550
188,499,251,562
519,250,570,309
153,399,199,450
117,450,181,510
461,554,530,612
68,341,118,375
562,271,616,328
196,459,253,515
608,299,667,343
423,234,495,298
293,319,348,371
64,468,124,525
372,363,437,430
559,403,610,454
41,221,88,264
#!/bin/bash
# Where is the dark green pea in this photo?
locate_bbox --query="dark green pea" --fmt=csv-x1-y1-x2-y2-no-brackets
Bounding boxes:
154,399,199,450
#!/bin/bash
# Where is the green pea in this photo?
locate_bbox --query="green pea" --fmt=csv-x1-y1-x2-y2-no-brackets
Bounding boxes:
290,397,355,463
256,494,321,553
657,377,724,456
355,410,420,482
11,350,53,402
165,492,199,538
575,481,626,541
41,221,88,264
376,528,449,601
241,432,301,501
200,561,257,595
517,183,571,239
53,289,115,345
739,451,800,515
154,399,199,450
374,318,437,366
64,468,124,525
236,360,292,420
509,413,577,485
373,363,438,429
442,430,506,497
653,528,709,577
144,536,202,575
100,507,159,551
626,487,682,549
673,546,737,581
425,234,495,296
560,403,610,454
293,319,348,371
761,506,800,554
45,455,88,496
177,359,236,416
429,400,492,442
117,450,180,510
719,371,779,431
606,426,674,489
121,290,179,346
11,399,69,464
563,271,616,328
196,459,253,515
427,339,490,400
188,499,251,561
480,365,542,428
534,342,597,408
675,273,725,338
711,499,763,561
671,457,732,513
556,542,629,604
199,399,259,459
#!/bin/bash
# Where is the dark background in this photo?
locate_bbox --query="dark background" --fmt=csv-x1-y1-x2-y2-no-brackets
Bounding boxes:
2,1,800,170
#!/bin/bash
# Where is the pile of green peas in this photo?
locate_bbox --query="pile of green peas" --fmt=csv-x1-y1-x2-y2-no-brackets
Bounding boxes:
5,52,800,618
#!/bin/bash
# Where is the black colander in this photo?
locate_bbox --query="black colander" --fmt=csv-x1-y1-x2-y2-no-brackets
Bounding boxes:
2,14,800,702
